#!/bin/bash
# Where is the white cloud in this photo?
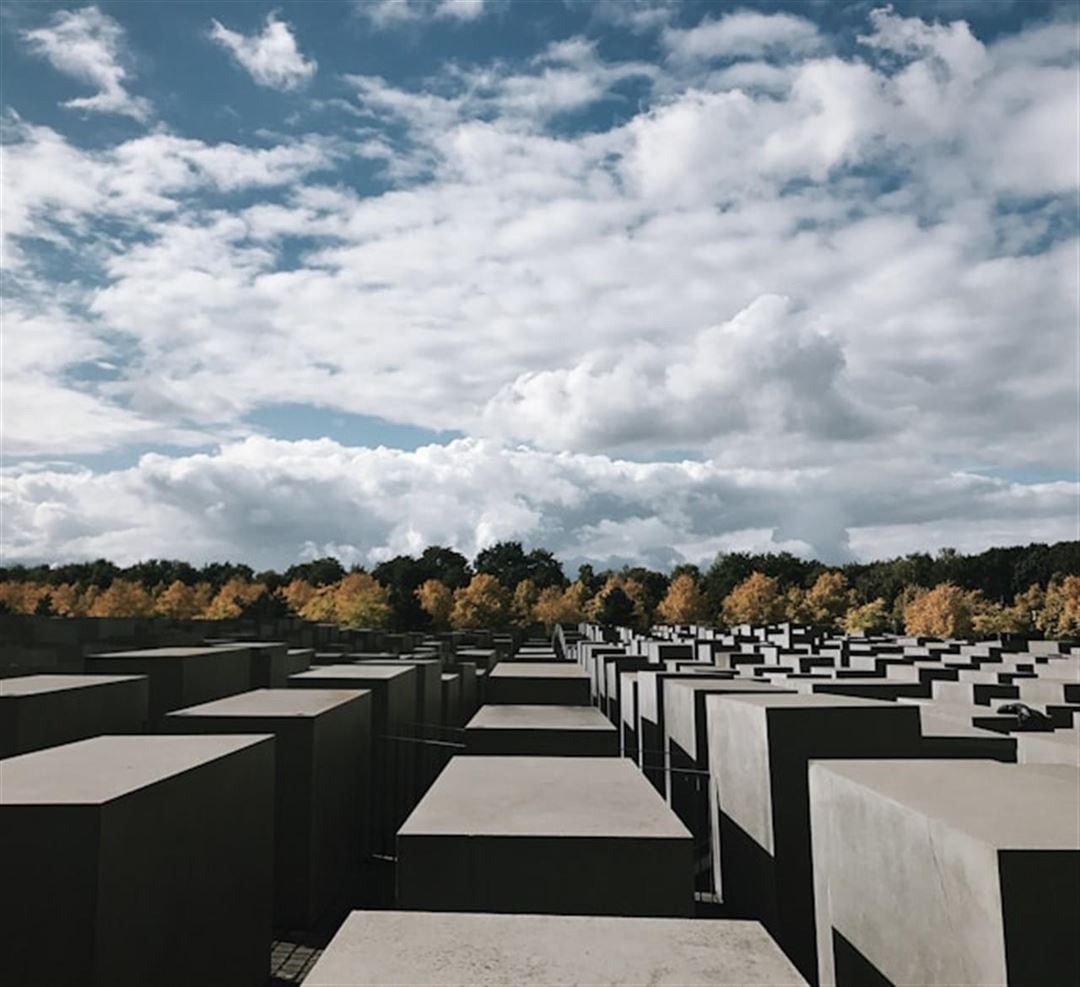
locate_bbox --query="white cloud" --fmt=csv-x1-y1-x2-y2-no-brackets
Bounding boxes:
22,5,151,121
663,9,824,62
2,438,1075,568
209,14,317,90
353,0,487,28
436,0,486,22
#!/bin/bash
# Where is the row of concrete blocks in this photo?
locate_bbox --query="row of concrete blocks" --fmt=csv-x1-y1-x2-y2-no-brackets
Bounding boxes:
0,639,530,986
565,630,1080,986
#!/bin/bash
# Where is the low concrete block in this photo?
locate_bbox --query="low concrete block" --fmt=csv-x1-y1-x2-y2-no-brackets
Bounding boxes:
397,756,692,916
304,910,806,986
464,705,617,756
810,760,1080,987
0,674,149,757
487,663,590,705
165,688,371,928
0,734,274,987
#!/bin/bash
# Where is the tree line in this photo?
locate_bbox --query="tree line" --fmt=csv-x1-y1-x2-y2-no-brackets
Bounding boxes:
0,540,1077,638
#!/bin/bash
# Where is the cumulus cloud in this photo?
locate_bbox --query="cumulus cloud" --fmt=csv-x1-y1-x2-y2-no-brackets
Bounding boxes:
209,14,317,90
663,9,824,62
2,438,1075,569
353,0,487,28
22,5,151,120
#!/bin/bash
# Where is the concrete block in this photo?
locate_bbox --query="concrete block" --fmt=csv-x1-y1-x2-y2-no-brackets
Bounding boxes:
464,705,617,756
705,693,922,983
165,689,371,928
810,760,1079,987
397,756,692,916
87,647,253,720
0,735,274,986
487,663,590,705
304,910,806,986
0,674,149,757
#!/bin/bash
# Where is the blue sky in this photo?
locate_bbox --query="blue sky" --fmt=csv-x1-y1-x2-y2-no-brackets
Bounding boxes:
2,0,1078,570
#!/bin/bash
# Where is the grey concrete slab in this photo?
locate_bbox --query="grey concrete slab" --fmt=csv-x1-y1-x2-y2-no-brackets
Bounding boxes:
705,693,923,983
87,646,253,720
0,674,149,757
810,760,1080,987
441,672,462,726
464,704,617,756
397,756,692,916
1017,728,1080,766
304,910,806,986
487,662,590,705
0,734,274,986
165,688,371,928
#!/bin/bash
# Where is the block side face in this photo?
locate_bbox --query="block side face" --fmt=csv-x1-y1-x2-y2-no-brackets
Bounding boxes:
998,849,1080,987
94,736,275,987
810,765,1007,987
0,804,100,986
706,697,773,853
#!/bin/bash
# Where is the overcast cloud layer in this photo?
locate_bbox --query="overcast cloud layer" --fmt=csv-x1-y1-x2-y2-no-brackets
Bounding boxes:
2,2,1078,569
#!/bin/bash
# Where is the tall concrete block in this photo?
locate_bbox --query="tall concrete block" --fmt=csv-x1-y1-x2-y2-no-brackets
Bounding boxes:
0,674,149,757
0,734,274,987
165,688,371,928
705,693,922,983
397,756,693,916
487,662,590,705
809,760,1080,987
464,705,618,756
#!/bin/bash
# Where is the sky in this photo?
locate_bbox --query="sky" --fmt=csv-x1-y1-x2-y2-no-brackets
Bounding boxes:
1,0,1078,573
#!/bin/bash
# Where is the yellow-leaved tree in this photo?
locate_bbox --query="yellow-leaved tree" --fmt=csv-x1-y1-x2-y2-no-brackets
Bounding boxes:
803,571,856,628
511,579,540,627
202,578,266,620
333,573,391,627
534,581,591,629
281,579,318,616
721,572,785,626
87,579,156,618
450,574,510,629
844,598,890,635
655,574,708,624
154,580,201,620
1037,575,1080,639
903,583,981,638
416,579,454,629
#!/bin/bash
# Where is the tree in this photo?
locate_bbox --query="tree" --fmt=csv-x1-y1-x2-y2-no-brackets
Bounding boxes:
903,583,981,638
656,573,708,624
721,572,786,626
1037,575,1080,639
844,598,890,635
202,578,265,620
282,557,346,587
512,579,540,627
416,579,454,629
87,579,155,618
281,579,318,615
803,571,856,628
474,542,566,590
450,574,510,629
50,583,85,616
154,580,201,620
597,586,637,628
587,576,648,629
535,581,592,628
373,546,472,630
333,573,392,628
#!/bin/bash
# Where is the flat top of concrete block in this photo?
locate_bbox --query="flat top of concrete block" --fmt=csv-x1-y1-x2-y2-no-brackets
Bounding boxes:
0,734,272,806
707,692,907,713
290,664,416,683
88,646,248,660
167,688,369,718
667,678,787,696
466,705,615,731
399,756,689,838
811,760,1080,848
441,673,460,683
306,911,805,986
0,673,146,697
488,663,588,679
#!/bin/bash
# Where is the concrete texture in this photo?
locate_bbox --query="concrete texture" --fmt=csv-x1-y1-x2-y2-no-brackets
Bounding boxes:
304,911,807,986
164,688,371,928
0,674,149,757
0,734,274,987
397,756,693,916
705,693,923,984
487,662,590,705
809,759,1080,987
87,646,253,720
464,704,617,756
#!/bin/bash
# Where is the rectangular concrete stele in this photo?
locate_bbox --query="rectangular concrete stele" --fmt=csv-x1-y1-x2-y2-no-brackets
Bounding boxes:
397,755,693,917
165,688,372,929
464,704,617,756
86,646,253,720
487,662,590,706
705,693,922,984
0,674,149,757
304,910,806,987
0,734,274,987
810,760,1080,987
